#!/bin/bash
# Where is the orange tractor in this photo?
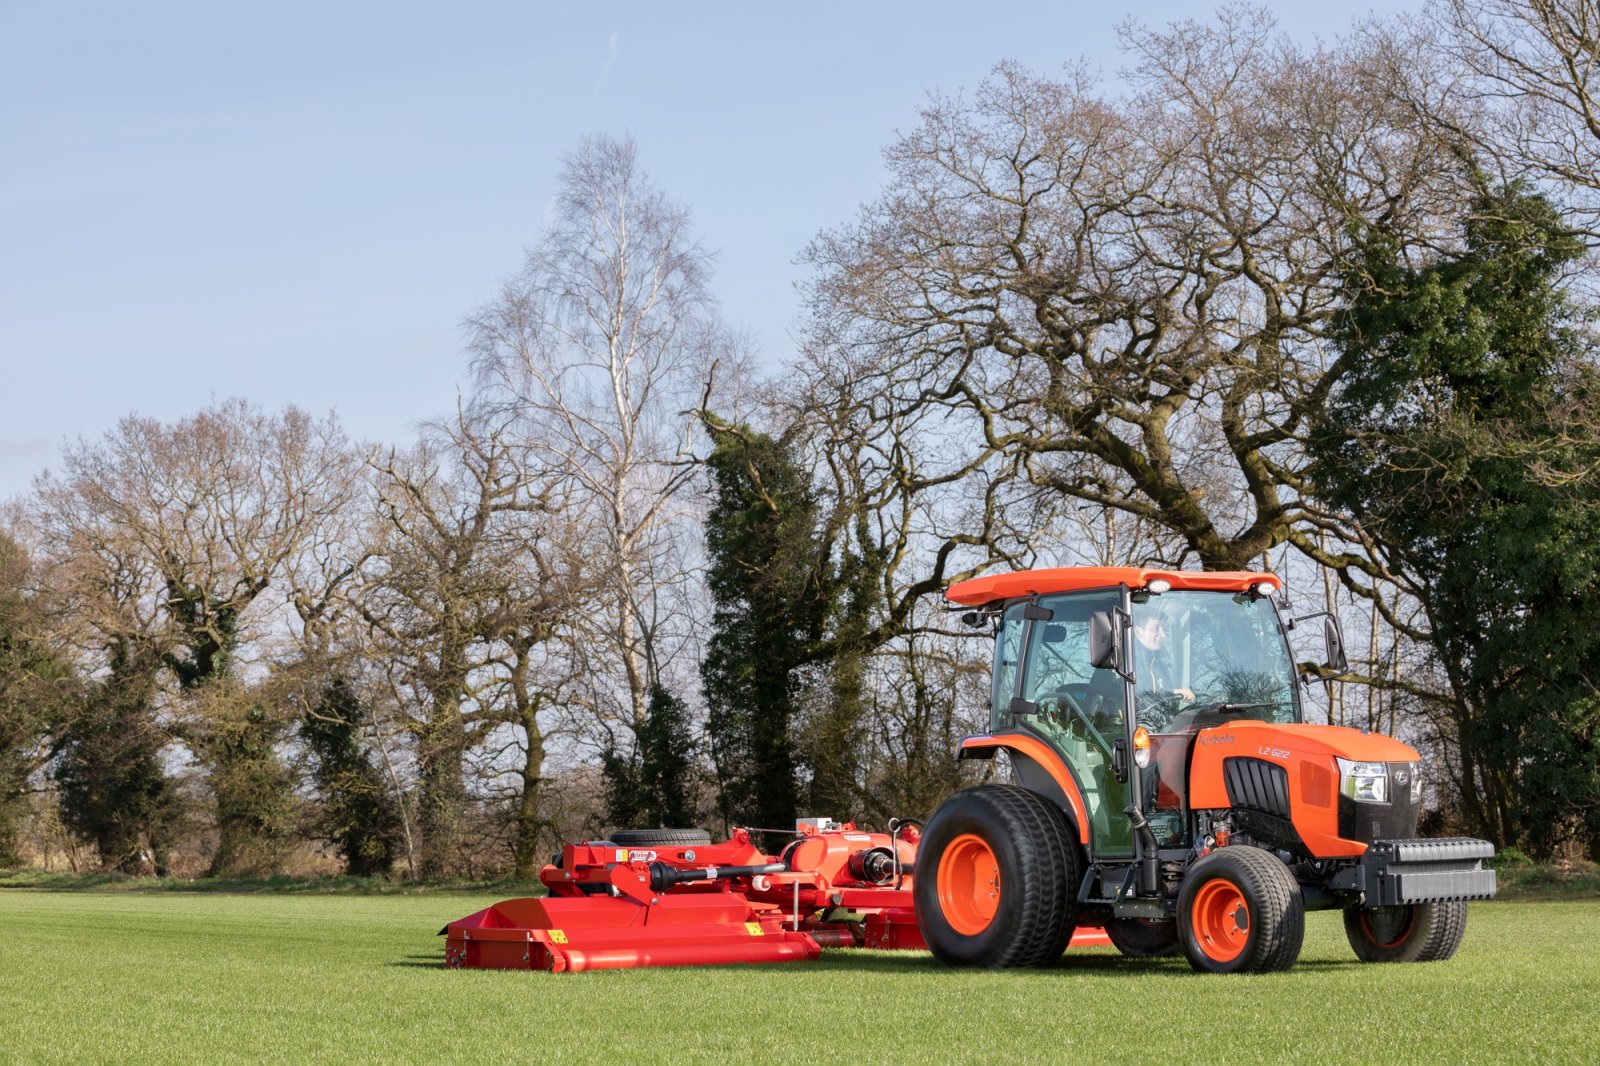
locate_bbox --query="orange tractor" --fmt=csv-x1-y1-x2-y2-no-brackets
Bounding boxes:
924,566,1496,972
444,566,1495,973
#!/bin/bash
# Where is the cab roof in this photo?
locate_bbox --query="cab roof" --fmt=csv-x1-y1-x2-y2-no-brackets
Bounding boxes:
944,566,1279,607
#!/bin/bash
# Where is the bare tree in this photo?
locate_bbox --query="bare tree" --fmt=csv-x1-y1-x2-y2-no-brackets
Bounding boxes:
798,11,1475,629
30,399,356,875
1432,0,1600,230
470,135,731,794
362,410,577,876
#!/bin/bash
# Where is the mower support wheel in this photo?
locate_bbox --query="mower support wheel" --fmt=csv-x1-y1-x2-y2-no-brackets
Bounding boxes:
1105,917,1181,958
1177,846,1304,974
609,828,713,847
1343,900,1467,963
915,784,1080,968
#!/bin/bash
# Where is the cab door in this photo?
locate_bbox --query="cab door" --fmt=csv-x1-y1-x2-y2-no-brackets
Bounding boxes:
1004,588,1132,858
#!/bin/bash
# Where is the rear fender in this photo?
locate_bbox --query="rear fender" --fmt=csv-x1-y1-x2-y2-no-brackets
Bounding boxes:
958,734,1089,846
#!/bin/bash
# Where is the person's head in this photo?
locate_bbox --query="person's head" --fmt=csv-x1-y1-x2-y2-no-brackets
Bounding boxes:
1133,612,1167,651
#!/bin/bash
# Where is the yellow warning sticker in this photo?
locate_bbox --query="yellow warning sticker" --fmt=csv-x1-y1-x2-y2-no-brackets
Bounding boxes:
548,930,569,944
745,922,764,936
617,849,629,862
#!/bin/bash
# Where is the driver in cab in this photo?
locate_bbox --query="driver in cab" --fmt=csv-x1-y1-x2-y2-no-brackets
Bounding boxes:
1132,607,1194,730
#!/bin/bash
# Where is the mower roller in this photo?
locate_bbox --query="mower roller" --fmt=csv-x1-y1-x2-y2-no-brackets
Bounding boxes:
443,819,1109,972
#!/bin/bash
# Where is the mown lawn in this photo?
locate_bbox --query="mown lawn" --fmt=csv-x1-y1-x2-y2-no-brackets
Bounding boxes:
1,892,1595,1064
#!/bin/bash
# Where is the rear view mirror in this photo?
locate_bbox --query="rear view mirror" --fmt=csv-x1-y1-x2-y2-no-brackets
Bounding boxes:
1041,623,1066,644
1323,616,1349,675
1089,608,1133,681
1089,612,1115,668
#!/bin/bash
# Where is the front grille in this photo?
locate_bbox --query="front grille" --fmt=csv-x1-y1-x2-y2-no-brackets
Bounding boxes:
1223,757,1291,818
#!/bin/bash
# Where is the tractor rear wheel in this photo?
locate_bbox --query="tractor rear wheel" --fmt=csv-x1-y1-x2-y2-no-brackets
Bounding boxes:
1177,846,1304,973
1343,900,1467,963
609,828,713,847
1106,917,1181,958
915,784,1080,968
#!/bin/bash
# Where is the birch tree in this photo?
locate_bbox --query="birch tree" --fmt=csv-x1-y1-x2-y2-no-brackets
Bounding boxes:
470,135,728,800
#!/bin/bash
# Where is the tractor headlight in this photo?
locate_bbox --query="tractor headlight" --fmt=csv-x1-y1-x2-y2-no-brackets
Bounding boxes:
1336,758,1388,804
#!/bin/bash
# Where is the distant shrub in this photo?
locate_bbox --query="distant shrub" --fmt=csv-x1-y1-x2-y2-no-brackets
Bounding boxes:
1489,846,1535,870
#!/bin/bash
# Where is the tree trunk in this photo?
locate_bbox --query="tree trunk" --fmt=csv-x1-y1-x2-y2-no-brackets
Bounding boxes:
416,697,466,879
512,711,545,880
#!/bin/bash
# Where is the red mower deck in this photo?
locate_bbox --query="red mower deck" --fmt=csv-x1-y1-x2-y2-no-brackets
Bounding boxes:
442,821,1109,972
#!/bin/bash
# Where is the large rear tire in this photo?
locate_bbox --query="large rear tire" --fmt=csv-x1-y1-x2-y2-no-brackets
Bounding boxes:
1106,917,1181,958
1177,846,1304,973
1343,900,1467,962
914,784,1080,968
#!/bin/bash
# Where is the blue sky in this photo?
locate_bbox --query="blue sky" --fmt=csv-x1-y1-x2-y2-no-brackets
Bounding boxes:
0,1,1414,500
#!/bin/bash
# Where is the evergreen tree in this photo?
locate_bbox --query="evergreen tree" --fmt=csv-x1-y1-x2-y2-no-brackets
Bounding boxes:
0,532,73,866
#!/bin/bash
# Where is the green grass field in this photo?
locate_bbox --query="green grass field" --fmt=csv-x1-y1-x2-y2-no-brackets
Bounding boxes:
2,892,1596,1064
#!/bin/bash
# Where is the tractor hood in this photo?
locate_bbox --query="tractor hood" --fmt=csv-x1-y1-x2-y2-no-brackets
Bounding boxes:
1187,720,1420,764
1185,720,1422,857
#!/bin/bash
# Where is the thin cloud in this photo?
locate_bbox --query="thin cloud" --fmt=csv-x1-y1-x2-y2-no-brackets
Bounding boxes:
594,29,619,100
0,437,54,462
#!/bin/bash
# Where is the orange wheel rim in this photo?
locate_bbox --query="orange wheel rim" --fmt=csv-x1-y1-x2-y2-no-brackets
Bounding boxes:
1360,907,1416,949
937,833,1001,935
1191,880,1251,963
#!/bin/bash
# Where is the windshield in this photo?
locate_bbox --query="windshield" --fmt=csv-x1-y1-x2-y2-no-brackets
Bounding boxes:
1129,590,1299,730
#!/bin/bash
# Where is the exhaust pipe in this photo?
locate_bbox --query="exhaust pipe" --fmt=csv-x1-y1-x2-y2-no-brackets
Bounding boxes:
1124,805,1160,896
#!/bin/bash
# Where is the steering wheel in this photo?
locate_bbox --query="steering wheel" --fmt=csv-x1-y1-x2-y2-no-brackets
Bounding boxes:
1040,686,1114,759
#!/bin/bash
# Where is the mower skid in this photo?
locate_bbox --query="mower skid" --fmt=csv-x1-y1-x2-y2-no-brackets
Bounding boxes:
445,903,820,972
442,892,823,972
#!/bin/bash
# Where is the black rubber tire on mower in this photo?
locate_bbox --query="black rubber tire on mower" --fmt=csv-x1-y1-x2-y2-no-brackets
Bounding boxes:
914,784,1081,968
1105,916,1182,958
608,828,713,847
1177,846,1305,974
1342,900,1467,963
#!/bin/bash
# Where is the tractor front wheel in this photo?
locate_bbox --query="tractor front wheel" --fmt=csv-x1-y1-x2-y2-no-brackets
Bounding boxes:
914,784,1080,968
1177,846,1304,973
1343,901,1467,963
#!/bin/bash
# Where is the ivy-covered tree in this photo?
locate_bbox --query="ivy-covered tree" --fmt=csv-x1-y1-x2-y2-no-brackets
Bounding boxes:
1313,185,1600,857
53,637,174,873
700,418,836,834
601,682,695,832
298,675,403,877
0,531,75,866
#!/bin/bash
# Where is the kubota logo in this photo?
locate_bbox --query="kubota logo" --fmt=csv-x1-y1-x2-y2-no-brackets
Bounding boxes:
1198,734,1235,746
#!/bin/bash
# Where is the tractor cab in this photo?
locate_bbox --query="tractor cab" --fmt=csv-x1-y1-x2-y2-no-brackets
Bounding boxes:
977,569,1298,858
